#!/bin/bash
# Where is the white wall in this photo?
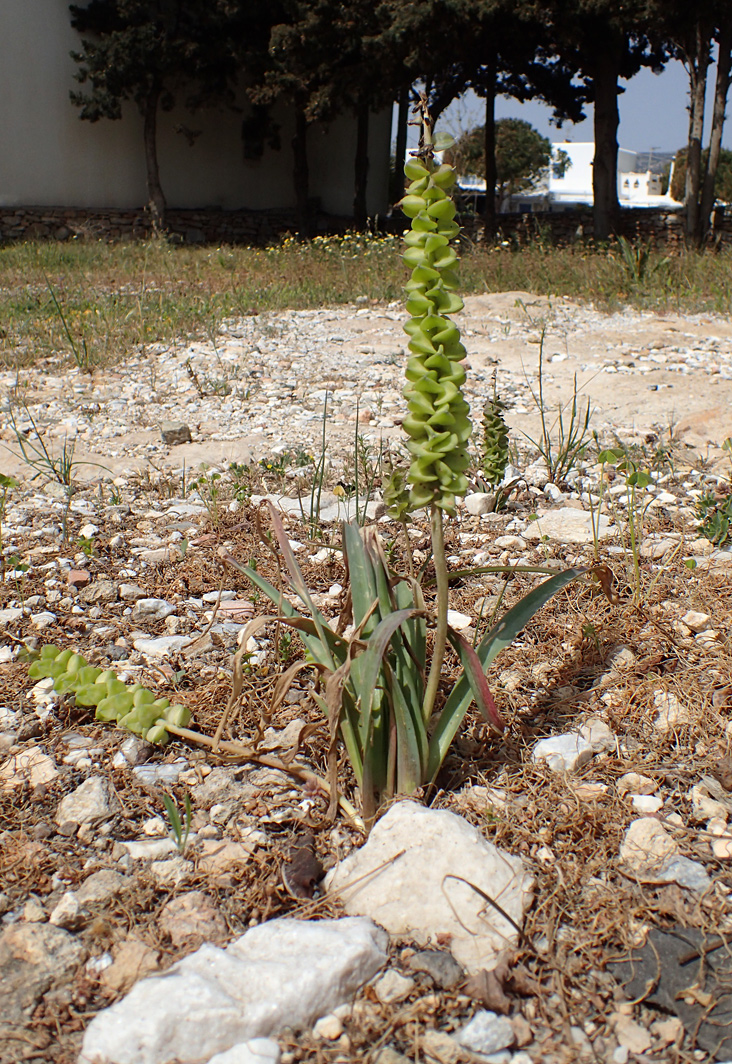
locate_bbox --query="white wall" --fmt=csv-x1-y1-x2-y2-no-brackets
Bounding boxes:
0,0,391,214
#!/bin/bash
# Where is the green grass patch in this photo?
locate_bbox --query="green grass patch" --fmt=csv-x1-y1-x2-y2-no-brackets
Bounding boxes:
2,234,732,371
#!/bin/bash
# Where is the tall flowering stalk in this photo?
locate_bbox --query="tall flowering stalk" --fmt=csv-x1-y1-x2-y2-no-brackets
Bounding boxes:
399,97,471,721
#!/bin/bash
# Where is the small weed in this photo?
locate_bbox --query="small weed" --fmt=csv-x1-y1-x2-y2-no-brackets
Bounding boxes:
0,473,19,579
161,792,192,855
696,491,732,547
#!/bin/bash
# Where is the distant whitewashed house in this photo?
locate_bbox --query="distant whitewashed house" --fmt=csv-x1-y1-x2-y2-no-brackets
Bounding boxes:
505,141,681,213
0,0,391,218
455,140,681,214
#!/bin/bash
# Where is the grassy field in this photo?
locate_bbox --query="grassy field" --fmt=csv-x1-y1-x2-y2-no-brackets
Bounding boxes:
2,233,732,371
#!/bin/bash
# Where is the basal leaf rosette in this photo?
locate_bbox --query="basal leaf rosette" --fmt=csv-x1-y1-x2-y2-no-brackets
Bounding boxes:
400,155,471,514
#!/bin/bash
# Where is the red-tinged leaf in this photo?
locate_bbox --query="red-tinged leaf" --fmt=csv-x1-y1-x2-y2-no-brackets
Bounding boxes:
446,627,504,734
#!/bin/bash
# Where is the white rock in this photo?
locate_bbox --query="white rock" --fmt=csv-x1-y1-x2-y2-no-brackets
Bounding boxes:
455,1010,515,1055
620,817,711,891
31,611,57,630
206,1040,281,1064
131,598,177,622
312,1013,343,1040
691,784,729,821
0,607,23,624
578,718,615,753
80,523,99,539
685,608,710,629
121,838,179,861
464,493,495,516
612,1015,652,1055
0,748,59,791
631,795,663,814
49,891,82,929
532,734,594,773
132,636,192,660
372,970,415,1004
78,917,387,1064
523,507,617,544
55,776,118,831
653,691,691,732
617,772,657,797
493,535,526,550
325,802,532,974
446,610,472,631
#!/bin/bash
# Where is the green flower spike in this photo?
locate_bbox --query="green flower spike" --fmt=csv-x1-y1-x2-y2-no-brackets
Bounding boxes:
399,105,471,515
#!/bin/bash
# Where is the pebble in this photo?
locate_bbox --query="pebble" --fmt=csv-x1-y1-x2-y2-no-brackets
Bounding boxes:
55,776,119,832
372,969,415,1003
532,733,595,773
653,691,691,732
455,1011,515,1055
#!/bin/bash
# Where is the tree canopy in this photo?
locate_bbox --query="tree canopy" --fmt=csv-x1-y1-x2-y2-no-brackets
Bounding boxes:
447,118,570,205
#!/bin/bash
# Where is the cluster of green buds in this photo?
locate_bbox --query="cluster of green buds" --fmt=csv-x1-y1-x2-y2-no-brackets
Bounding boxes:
399,120,471,514
28,645,190,744
481,385,510,488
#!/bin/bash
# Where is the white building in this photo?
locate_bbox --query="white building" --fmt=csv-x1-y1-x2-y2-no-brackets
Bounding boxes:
505,141,680,213
0,0,391,216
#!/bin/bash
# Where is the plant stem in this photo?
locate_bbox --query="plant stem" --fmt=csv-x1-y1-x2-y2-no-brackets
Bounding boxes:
422,505,449,724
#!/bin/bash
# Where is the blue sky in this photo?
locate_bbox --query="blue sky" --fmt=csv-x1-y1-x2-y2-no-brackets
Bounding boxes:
399,59,732,156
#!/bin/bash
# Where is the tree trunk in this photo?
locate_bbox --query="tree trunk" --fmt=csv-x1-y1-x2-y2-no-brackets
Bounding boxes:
143,89,166,229
482,54,497,243
391,86,410,203
292,107,310,238
592,49,621,242
353,105,369,229
700,17,732,239
684,18,713,242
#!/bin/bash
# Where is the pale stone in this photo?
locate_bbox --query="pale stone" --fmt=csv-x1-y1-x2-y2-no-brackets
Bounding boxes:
49,891,82,929
455,1010,515,1055
149,857,194,888
523,507,617,544
420,1029,462,1064
650,1016,684,1046
631,795,663,813
0,922,86,1029
532,733,594,773
101,938,160,994
0,749,59,791
78,917,387,1064
312,1013,343,1039
620,817,678,878
617,772,657,797
691,784,729,821
76,870,130,905
653,691,691,732
132,635,192,659
31,610,57,629
372,970,415,1004
121,838,178,860
326,801,532,974
578,717,615,753
197,839,254,875
55,776,118,831
446,610,472,631
611,1014,652,1055
681,610,712,632
131,598,177,622
159,891,227,947
464,493,495,516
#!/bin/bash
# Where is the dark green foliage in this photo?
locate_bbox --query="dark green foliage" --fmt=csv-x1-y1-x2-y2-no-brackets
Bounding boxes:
481,392,510,487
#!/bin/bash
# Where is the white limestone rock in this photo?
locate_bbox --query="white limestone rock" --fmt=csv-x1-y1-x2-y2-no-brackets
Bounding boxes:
325,801,532,974
532,734,594,773
78,917,387,1064
523,507,617,544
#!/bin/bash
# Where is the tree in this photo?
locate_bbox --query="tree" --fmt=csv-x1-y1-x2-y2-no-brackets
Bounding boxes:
375,0,585,239
69,0,239,226
542,0,667,241
671,146,732,206
448,118,569,207
643,0,731,242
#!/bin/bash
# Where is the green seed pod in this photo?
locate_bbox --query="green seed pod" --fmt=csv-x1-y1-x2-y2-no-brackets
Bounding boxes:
482,390,510,487
145,724,169,745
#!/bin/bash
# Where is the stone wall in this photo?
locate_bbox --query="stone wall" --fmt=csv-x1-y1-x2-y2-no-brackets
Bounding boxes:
2,203,730,248
0,205,359,245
